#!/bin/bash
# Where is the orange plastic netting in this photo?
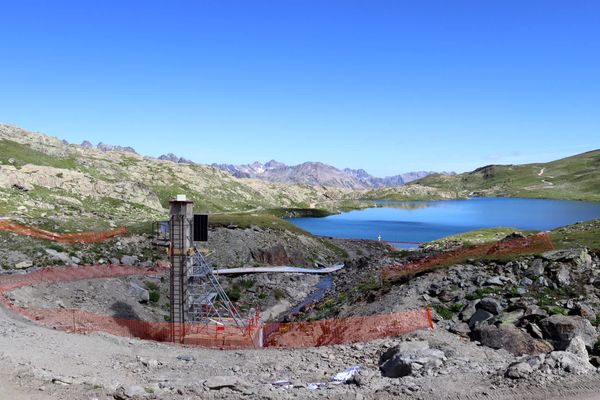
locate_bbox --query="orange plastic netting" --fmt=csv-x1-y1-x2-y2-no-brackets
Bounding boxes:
0,264,433,349
382,232,555,282
0,220,127,243
0,228,553,349
263,308,433,348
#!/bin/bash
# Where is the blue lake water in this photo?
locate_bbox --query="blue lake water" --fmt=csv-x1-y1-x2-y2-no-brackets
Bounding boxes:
288,198,600,248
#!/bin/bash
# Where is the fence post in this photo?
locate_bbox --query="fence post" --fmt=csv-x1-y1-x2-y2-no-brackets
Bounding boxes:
426,305,434,330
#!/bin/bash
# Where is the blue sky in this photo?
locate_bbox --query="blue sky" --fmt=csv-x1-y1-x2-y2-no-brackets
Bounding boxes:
1,1,598,176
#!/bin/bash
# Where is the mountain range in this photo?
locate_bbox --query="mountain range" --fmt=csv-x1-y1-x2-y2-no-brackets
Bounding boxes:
212,160,455,190
72,142,452,190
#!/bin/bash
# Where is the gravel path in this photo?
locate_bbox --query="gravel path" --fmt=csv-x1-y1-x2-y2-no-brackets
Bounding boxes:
2,300,600,399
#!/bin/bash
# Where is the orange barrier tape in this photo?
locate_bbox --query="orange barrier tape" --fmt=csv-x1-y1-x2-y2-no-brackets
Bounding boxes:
0,220,127,243
382,232,554,282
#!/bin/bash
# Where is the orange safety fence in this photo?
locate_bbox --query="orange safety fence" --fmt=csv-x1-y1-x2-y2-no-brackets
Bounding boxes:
0,220,127,243
263,307,434,348
382,232,555,282
0,233,551,349
0,264,434,349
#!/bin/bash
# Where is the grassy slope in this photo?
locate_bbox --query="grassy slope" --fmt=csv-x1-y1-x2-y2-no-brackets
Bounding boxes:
428,227,539,247
429,218,600,251
413,149,600,201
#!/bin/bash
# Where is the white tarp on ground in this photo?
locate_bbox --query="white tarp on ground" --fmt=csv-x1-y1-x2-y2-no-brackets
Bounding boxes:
214,264,344,275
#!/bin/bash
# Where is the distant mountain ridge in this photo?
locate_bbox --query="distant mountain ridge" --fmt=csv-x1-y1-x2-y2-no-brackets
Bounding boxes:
212,160,454,189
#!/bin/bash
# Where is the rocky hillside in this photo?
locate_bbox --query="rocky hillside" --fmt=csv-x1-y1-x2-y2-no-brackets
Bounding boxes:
213,160,453,189
0,124,461,230
413,150,600,201
0,124,357,229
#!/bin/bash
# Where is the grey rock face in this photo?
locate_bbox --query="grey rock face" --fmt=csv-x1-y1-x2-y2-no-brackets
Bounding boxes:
477,297,503,315
471,325,553,356
556,265,571,287
525,259,545,278
128,282,149,303
566,336,590,361
548,351,595,374
379,341,445,378
543,248,593,271
539,315,597,350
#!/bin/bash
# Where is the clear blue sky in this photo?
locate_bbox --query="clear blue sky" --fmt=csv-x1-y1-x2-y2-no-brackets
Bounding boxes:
1,1,598,176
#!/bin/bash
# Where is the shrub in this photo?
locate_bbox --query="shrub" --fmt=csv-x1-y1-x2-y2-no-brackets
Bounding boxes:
149,290,160,303
227,288,241,302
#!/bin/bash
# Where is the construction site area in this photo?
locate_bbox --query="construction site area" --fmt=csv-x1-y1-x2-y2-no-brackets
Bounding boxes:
2,196,600,400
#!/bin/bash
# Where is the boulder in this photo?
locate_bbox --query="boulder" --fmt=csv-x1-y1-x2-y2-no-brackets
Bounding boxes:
45,249,72,264
505,361,533,379
485,276,504,286
379,341,445,378
539,315,597,350
128,282,149,303
525,259,545,278
521,305,549,321
547,351,595,374
120,255,139,266
468,309,493,329
449,322,471,337
570,303,595,321
459,300,479,322
543,248,592,271
14,260,33,269
477,298,503,315
520,277,533,286
565,336,590,361
556,265,571,287
471,325,553,356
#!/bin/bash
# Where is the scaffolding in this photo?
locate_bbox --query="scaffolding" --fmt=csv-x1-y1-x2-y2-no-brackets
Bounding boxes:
168,196,255,344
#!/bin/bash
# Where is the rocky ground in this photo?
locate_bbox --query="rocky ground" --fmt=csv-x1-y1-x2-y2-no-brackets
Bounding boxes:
2,224,600,399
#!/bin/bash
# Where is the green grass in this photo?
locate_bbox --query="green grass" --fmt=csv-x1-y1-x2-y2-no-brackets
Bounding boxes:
430,227,539,247
549,218,600,250
209,213,311,235
273,288,286,300
414,149,600,202
0,139,79,170
434,303,463,319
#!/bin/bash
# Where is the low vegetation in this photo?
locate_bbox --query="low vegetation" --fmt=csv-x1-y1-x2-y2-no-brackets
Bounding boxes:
414,149,600,201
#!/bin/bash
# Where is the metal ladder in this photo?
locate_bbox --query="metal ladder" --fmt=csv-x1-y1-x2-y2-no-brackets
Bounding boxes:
188,249,246,332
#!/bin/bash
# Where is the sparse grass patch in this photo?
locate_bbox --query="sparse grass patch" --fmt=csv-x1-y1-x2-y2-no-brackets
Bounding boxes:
465,287,499,301
355,278,381,292
273,288,285,300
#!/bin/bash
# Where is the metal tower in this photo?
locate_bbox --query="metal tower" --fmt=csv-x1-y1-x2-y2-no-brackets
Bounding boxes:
169,196,193,342
168,195,249,343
